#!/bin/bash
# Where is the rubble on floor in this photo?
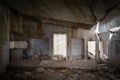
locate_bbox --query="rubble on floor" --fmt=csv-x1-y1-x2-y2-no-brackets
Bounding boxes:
31,54,51,60
0,64,120,80
8,60,97,69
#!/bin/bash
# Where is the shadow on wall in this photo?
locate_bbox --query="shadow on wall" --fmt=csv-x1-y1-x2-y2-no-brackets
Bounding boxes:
23,38,50,60
89,7,120,68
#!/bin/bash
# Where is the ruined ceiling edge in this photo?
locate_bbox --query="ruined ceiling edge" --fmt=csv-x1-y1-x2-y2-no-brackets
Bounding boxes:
0,1,93,30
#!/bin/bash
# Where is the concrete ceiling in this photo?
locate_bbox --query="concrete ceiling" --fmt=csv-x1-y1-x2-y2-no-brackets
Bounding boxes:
1,0,120,29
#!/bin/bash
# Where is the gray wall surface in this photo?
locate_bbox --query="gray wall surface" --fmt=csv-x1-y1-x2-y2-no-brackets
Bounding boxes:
42,23,87,59
70,38,84,60
90,7,120,67
42,23,70,58
30,39,49,56
0,3,10,72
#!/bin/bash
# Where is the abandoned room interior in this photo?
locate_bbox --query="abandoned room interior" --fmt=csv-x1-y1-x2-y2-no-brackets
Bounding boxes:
0,0,120,80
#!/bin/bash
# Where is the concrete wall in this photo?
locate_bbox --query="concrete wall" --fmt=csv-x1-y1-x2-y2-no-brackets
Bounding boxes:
71,38,84,60
9,10,88,60
0,3,10,72
42,24,88,59
98,9,120,33
42,23,70,58
30,39,49,56
9,8,43,60
99,8,120,66
0,2,89,70
89,7,120,67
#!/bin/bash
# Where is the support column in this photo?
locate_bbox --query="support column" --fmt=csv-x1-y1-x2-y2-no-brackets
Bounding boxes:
84,39,88,60
95,34,101,62
0,6,10,72
99,41,105,61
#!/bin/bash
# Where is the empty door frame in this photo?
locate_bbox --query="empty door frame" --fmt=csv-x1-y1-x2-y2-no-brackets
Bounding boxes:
53,33,67,59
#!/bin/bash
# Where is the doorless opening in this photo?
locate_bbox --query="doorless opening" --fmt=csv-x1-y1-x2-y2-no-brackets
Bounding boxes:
53,34,67,60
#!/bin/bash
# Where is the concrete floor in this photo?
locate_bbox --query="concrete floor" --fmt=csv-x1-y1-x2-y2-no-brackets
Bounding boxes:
0,60,120,80
8,60,97,69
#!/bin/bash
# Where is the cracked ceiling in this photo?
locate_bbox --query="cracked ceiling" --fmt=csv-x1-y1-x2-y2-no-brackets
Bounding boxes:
1,0,120,29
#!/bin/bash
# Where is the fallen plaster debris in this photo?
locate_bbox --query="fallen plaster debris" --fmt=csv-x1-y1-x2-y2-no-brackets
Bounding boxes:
0,64,120,80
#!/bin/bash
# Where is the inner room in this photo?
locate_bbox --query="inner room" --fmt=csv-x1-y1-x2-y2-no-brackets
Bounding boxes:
0,0,120,80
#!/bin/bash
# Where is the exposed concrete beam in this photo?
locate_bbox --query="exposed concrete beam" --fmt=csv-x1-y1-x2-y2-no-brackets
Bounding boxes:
41,17,93,29
22,15,93,29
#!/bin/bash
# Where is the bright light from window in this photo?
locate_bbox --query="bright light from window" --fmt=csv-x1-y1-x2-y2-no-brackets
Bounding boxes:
53,34,67,58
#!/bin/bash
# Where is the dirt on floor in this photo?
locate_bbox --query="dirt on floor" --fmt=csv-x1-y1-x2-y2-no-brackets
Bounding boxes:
0,64,120,80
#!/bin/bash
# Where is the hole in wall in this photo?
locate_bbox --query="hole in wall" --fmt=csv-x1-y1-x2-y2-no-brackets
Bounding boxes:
53,33,67,60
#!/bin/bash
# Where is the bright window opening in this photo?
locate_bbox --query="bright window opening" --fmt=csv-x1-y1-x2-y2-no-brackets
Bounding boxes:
53,34,67,59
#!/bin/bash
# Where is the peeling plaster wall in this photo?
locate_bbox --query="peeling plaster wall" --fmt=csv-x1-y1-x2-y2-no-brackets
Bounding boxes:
8,9,87,60
90,7,120,67
10,16,42,41
97,8,120,33
99,8,120,67
42,24,87,59
0,2,90,68
42,23,70,58
9,11,42,60
0,3,10,72
9,10,44,60
30,39,49,57
77,28,84,38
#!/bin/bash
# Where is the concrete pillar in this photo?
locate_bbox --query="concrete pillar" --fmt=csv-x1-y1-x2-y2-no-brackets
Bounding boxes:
99,41,105,61
95,34,101,62
67,28,72,60
0,6,10,72
84,39,88,59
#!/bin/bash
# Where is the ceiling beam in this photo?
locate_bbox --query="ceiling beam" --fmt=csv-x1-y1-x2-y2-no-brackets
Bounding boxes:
41,17,93,29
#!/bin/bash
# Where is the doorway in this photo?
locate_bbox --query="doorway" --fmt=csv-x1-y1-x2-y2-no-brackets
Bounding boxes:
53,33,67,60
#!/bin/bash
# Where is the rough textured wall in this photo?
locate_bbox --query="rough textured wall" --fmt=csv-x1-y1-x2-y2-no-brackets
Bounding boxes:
10,13,42,41
97,7,120,33
10,11,25,41
22,19,42,39
42,23,70,57
90,7,120,67
0,3,10,72
77,28,84,38
42,24,88,59
70,38,84,60
98,8,120,66
10,13,44,60
30,39,49,57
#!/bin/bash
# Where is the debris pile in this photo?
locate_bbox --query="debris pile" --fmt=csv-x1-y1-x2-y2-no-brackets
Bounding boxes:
0,64,120,80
